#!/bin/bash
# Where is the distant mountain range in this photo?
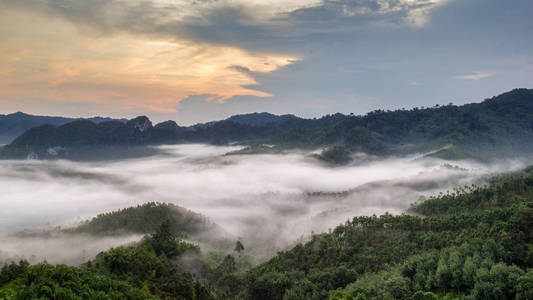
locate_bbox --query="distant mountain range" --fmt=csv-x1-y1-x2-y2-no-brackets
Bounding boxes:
0,112,127,144
1,89,533,160
226,112,300,126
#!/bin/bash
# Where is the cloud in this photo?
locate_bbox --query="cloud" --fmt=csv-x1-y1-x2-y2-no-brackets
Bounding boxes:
1,1,447,45
0,0,451,118
455,71,494,80
0,144,528,260
285,0,448,29
3,0,531,123
0,234,142,265
0,8,297,114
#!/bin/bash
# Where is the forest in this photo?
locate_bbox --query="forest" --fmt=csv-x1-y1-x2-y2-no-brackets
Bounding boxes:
1,165,532,299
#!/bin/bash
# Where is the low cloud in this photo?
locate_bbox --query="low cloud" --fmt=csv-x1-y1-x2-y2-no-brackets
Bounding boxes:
0,144,528,262
0,234,142,265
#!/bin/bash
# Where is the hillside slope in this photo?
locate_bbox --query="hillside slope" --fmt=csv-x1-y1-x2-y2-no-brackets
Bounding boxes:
230,167,533,299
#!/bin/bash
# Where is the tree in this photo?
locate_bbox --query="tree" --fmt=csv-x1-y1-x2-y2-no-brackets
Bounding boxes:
234,240,245,254
149,219,179,257
516,273,533,300
410,291,438,300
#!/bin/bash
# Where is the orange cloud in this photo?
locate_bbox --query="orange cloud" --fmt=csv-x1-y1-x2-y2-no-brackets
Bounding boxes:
455,71,494,80
0,9,297,113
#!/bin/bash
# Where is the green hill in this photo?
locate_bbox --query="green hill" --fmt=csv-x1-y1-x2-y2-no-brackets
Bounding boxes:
230,167,533,300
71,202,214,237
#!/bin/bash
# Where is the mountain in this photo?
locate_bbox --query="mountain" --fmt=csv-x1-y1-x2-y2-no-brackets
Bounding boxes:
226,112,300,126
0,116,153,159
0,112,127,144
275,88,533,157
1,89,533,160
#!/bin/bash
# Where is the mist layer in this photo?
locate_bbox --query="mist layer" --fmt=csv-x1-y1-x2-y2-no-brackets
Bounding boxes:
0,144,528,261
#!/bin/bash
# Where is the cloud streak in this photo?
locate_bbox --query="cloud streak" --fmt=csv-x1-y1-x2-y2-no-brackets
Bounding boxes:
456,71,494,80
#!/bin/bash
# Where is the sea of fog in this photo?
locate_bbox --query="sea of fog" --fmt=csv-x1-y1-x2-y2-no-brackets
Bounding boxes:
0,144,529,264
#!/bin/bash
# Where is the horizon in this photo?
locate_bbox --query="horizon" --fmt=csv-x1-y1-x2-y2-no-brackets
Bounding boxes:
2,87,528,126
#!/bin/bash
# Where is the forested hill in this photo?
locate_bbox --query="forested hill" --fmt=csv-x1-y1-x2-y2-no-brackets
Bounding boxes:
15,202,225,244
2,88,533,160
71,202,215,237
0,112,126,144
222,166,533,300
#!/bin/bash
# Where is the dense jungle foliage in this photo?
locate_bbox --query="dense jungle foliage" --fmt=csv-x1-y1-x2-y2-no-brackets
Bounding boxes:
0,220,213,299
1,167,532,299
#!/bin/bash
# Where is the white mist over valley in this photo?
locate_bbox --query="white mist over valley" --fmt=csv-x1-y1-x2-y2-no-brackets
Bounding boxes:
0,144,529,264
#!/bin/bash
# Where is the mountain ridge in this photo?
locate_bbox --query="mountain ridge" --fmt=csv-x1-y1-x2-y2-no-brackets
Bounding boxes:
1,88,532,160
0,112,127,144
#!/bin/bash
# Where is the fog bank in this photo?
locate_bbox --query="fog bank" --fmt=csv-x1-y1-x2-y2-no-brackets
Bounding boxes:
0,234,142,265
0,144,528,262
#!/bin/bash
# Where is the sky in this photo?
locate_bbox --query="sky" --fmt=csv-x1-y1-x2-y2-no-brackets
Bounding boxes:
0,0,532,125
